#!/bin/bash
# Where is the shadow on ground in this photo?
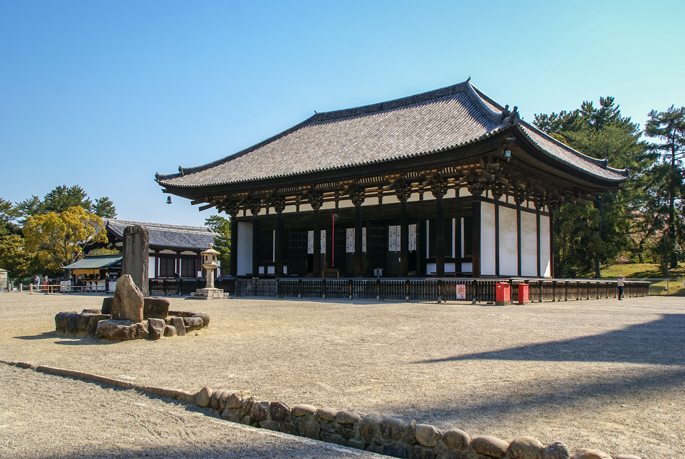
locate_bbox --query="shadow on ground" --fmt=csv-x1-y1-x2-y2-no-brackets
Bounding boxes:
416,313,685,366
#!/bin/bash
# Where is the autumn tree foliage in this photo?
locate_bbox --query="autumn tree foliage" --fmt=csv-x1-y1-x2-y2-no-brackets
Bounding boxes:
22,206,108,271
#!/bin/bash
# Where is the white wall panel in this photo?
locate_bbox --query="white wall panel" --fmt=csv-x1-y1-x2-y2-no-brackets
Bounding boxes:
480,202,496,275
521,211,537,276
499,206,518,276
237,222,253,276
540,215,552,277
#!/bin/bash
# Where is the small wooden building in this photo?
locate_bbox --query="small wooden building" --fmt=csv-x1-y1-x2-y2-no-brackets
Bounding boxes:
156,80,627,279
102,219,220,279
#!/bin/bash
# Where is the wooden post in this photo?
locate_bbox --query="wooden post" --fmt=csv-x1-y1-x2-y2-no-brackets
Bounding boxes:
351,188,365,277
252,218,260,278
432,181,447,277
469,184,485,278
310,192,323,277
274,198,285,278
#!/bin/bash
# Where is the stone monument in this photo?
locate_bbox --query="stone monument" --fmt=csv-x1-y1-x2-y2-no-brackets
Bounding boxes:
121,225,149,297
191,244,229,299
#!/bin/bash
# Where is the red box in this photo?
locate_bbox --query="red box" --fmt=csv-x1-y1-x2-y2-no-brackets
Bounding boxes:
518,284,529,304
495,282,511,305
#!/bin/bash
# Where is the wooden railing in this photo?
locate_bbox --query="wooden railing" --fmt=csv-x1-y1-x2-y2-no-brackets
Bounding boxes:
230,278,650,303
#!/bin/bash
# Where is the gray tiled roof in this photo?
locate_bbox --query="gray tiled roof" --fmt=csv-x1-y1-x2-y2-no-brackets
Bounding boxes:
105,220,216,251
157,81,627,188
63,255,122,270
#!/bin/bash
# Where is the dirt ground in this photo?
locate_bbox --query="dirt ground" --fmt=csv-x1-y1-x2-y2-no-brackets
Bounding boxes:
0,292,683,458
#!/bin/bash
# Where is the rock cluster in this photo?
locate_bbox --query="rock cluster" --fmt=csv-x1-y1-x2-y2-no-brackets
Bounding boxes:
55,275,209,341
191,386,639,459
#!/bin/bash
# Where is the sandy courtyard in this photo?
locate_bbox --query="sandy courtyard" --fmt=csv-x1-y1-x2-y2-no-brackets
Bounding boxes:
0,292,683,458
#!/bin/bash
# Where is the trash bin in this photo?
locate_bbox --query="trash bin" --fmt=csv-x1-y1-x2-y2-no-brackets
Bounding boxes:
495,282,511,306
518,284,529,304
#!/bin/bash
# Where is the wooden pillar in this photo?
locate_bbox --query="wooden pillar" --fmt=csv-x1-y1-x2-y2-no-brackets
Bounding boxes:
470,184,484,278
549,207,555,278
536,204,541,278
252,217,260,277
432,182,447,277
311,194,323,277
230,216,238,277
397,183,411,278
351,188,365,277
514,190,524,277
275,200,285,277
494,193,501,277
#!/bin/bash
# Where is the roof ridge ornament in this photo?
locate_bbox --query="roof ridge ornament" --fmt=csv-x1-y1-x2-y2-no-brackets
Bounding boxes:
500,106,520,126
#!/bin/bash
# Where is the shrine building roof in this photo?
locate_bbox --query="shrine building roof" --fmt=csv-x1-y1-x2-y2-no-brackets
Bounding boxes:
156,80,628,189
105,219,217,251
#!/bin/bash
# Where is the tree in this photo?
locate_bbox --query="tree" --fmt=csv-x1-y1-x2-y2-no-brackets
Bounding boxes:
22,206,107,270
93,197,117,218
644,105,685,269
205,215,231,274
535,97,651,277
0,234,33,278
0,198,20,236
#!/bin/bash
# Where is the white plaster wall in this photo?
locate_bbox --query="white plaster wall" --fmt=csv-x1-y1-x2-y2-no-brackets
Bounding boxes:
148,258,156,278
540,214,552,277
237,222,253,276
521,211,537,276
480,202,496,275
499,206,518,276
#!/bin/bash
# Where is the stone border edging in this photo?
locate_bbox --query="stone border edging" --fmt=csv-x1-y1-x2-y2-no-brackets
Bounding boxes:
1,360,642,459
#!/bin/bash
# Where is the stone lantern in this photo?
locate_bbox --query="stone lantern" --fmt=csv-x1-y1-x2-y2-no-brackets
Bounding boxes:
191,243,229,300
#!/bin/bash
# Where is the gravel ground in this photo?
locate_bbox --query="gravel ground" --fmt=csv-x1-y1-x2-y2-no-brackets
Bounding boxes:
0,364,383,458
0,292,683,458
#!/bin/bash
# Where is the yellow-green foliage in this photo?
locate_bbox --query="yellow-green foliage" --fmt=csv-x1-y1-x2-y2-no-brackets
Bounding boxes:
22,206,107,270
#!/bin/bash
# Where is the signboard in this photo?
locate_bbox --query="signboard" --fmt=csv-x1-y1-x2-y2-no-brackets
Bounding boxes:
456,284,466,300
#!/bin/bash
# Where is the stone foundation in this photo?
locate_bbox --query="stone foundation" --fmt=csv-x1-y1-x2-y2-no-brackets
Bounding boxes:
193,386,641,459
55,307,210,341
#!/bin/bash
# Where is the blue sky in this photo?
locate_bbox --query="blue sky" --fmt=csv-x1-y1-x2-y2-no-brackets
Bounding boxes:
1,0,683,227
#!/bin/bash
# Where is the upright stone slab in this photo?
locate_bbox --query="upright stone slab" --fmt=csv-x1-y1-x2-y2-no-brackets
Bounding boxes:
121,225,149,297
111,274,144,322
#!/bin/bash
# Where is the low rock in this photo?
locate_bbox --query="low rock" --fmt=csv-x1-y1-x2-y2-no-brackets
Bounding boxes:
66,313,80,334
102,297,113,314
321,432,347,446
380,417,407,443
359,414,382,444
269,401,291,422
250,401,269,421
292,404,317,416
470,436,509,458
95,320,149,340
570,449,611,459
297,420,321,440
55,312,77,333
382,442,411,459
413,444,437,459
148,318,165,340
336,410,361,425
221,408,243,423
441,429,470,451
317,407,338,422
219,391,232,410
82,309,100,314
347,439,366,450
210,389,224,410
170,317,186,336
544,442,570,459
183,316,204,331
508,436,544,459
194,312,210,328
194,386,213,407
259,420,279,431
415,424,441,447
163,325,177,337
143,297,170,319
86,314,111,336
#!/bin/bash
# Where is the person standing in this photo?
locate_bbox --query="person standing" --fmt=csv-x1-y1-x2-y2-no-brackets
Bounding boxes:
617,274,625,300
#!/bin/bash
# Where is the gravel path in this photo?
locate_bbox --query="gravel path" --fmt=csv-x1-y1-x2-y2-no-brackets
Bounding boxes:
0,293,683,458
0,364,383,458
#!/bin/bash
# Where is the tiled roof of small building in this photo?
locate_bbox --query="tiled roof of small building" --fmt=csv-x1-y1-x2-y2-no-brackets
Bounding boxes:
156,80,627,188
105,219,216,250
63,255,122,270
